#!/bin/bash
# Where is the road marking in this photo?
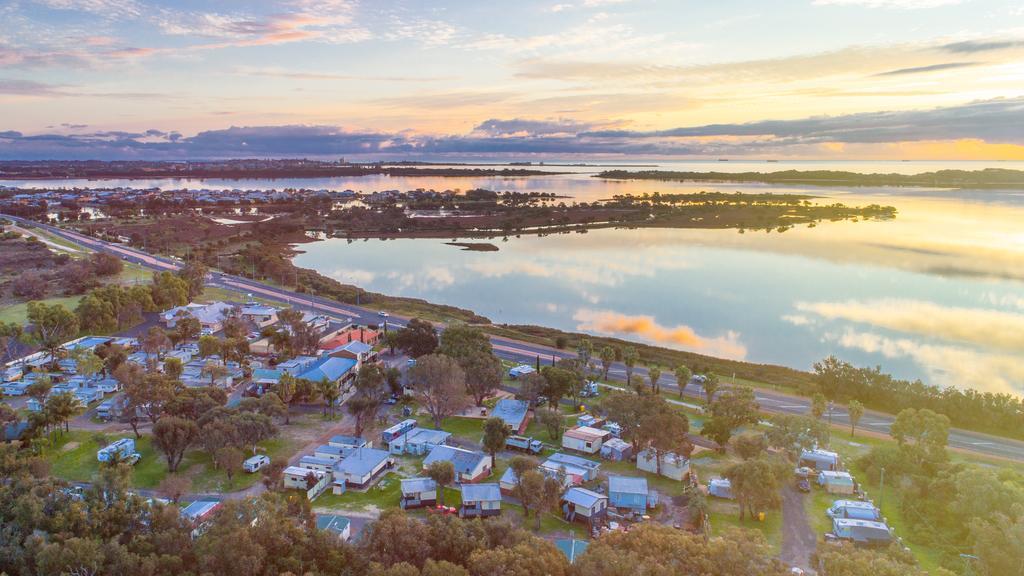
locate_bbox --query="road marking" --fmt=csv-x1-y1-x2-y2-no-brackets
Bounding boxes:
778,404,805,409
970,442,995,446
867,422,890,427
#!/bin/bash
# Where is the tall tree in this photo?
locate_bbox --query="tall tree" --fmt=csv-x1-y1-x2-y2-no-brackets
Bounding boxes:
394,318,439,358
214,446,244,483
172,316,201,346
674,365,692,399
702,373,720,406
316,377,340,418
275,372,298,425
647,365,662,394
848,399,864,437
177,262,208,300
622,346,638,387
811,392,827,420
462,351,502,406
163,356,184,380
141,326,172,362
408,354,469,429
576,338,593,375
702,386,760,449
0,321,23,366
348,364,386,436
482,417,510,463
152,416,200,473
198,335,221,359
636,404,690,476
438,323,491,360
26,302,79,368
599,345,615,380
724,457,785,520
202,361,229,386
44,391,81,434
426,460,455,507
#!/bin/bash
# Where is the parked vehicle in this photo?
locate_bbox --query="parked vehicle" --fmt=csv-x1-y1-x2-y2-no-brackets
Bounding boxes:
97,438,141,464
506,435,543,454
797,478,811,493
580,381,600,398
243,454,270,473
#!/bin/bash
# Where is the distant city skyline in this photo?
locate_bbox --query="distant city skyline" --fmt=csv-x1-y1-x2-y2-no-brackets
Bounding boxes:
2,0,1024,159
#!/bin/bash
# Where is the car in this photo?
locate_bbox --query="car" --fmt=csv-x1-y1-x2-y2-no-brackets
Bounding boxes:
796,479,811,493
377,311,389,317
385,395,398,405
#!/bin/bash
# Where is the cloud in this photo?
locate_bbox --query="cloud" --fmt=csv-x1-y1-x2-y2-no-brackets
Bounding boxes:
874,61,982,76
830,329,1024,396
34,0,142,19
472,118,597,137
812,0,963,8
940,39,1024,53
0,79,68,97
573,308,747,359
795,298,1024,354
234,66,452,83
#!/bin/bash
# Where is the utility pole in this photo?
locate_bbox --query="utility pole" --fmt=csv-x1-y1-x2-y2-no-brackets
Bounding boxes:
879,467,885,510
828,401,834,426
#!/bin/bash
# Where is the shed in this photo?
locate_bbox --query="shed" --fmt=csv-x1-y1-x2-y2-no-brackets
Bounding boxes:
800,448,840,471
388,427,451,455
316,514,351,541
459,483,502,518
543,452,601,483
818,471,856,495
423,445,492,483
562,426,611,454
636,448,690,481
599,437,633,461
499,466,520,493
708,478,734,500
400,477,438,509
333,448,392,489
561,487,608,526
607,475,650,514
491,399,532,434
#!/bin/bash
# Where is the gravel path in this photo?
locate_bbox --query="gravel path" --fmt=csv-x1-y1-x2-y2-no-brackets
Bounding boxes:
780,485,817,573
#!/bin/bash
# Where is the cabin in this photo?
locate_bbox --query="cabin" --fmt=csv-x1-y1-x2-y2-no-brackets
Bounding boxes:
316,514,351,541
333,448,392,489
388,427,451,455
329,435,370,450
382,419,418,444
800,448,841,472
283,466,329,497
313,444,351,462
298,356,357,388
561,487,608,527
543,452,601,483
608,475,652,515
561,426,611,454
400,477,438,509
326,340,377,364
240,304,279,328
599,437,632,461
818,471,856,495
491,398,531,434
636,448,690,481
830,518,894,548
459,483,502,518
161,301,235,332
708,478,734,499
827,500,882,521
181,500,222,539
423,445,492,483
298,455,335,474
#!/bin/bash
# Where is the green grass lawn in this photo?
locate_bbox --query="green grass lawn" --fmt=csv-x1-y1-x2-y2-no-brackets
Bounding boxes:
708,500,783,554
415,414,484,443
0,295,84,324
315,473,413,510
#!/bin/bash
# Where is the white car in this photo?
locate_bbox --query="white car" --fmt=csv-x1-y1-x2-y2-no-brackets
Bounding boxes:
378,311,390,318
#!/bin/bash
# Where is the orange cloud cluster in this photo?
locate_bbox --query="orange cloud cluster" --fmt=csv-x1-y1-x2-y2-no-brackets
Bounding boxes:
573,309,748,359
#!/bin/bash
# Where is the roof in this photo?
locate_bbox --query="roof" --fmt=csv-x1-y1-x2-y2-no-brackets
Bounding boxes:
819,471,854,483
241,304,278,316
401,477,437,494
284,465,324,478
400,427,451,445
299,356,357,383
315,445,348,457
602,437,631,451
299,455,335,467
340,340,373,354
546,452,600,470
491,399,530,429
564,426,609,442
334,448,390,477
423,445,488,475
252,368,283,382
801,448,839,463
608,475,648,495
555,539,589,564
316,514,351,534
329,434,367,448
461,483,501,502
500,466,518,485
181,500,221,521
563,487,606,508
833,518,893,543
830,499,877,511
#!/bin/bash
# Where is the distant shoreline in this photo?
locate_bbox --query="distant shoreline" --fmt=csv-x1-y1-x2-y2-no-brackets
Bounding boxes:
596,168,1024,189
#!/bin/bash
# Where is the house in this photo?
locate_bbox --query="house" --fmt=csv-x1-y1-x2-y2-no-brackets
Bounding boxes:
277,355,320,376
240,304,278,328
325,340,377,364
423,445,492,483
708,478,734,499
608,475,652,515
554,538,590,565
561,426,611,454
0,380,29,396
251,368,283,393
316,514,351,541
329,435,369,450
561,487,608,527
388,427,451,456
298,455,335,474
459,483,502,518
382,419,418,444
319,326,380,350
508,364,535,379
161,301,235,332
501,463,575,493
498,467,520,493
543,452,601,483
827,500,882,521
313,444,350,462
491,399,531,434
333,448,392,489
400,477,438,509
283,466,329,497
181,500,222,539
818,471,856,495
830,518,894,548
577,414,604,429
636,448,690,481
298,356,357,387
96,396,127,421
599,437,633,461
800,448,840,471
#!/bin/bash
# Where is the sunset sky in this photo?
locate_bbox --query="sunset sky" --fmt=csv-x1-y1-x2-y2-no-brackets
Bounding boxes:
2,0,1024,159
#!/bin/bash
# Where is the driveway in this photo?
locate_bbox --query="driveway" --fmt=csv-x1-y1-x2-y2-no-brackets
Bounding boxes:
780,485,817,573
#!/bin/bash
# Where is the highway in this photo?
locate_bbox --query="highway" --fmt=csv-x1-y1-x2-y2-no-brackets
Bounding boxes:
6,214,1024,463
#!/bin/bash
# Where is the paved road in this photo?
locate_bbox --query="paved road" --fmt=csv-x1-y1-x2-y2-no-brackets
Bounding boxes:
7,214,1024,463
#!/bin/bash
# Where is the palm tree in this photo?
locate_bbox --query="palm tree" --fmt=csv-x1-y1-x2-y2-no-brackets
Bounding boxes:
674,365,692,399
45,392,82,434
316,378,340,418
702,373,720,406
622,346,639,388
647,365,662,394
276,373,297,424
848,400,864,437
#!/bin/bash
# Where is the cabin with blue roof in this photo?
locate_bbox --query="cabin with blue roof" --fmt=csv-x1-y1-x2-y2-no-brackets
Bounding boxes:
491,398,531,434
423,445,492,483
608,475,652,515
388,427,451,455
400,477,438,509
333,447,392,489
298,356,357,387
459,483,502,518
561,486,608,527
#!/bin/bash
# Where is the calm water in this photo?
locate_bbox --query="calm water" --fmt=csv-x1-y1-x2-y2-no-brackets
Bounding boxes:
13,161,1024,396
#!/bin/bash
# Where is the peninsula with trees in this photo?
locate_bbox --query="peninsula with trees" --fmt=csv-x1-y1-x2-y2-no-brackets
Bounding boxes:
597,167,1024,188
